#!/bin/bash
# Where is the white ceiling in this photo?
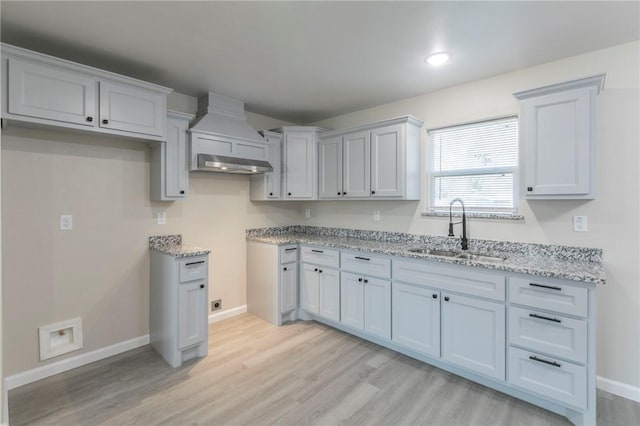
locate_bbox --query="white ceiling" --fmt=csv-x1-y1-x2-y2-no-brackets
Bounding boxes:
1,1,638,123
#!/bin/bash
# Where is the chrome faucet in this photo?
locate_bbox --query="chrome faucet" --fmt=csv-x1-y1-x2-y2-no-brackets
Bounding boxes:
448,198,468,250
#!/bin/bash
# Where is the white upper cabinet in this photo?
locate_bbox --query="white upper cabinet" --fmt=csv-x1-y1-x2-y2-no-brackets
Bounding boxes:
514,74,605,200
278,127,326,199
99,80,166,137
2,43,171,142
7,57,97,127
318,116,422,200
250,131,283,200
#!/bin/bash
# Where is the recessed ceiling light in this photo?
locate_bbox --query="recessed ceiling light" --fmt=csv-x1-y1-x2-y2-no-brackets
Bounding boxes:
425,52,451,66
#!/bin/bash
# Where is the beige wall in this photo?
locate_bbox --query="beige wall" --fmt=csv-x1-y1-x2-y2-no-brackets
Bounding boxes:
1,107,300,376
310,41,640,388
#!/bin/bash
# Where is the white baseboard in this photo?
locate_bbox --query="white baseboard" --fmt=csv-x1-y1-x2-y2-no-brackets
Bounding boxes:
208,305,247,324
597,376,640,402
4,334,149,391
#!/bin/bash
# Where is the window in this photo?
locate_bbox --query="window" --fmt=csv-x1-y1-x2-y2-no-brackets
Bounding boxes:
428,117,518,213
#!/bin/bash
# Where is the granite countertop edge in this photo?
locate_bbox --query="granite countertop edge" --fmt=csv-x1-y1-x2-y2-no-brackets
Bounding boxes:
246,234,605,285
149,235,210,258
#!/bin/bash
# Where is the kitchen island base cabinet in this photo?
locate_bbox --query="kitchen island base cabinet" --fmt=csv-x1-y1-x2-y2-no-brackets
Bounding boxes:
150,252,209,368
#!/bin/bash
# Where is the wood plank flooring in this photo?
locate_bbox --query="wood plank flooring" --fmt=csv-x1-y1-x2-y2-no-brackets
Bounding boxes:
9,314,640,425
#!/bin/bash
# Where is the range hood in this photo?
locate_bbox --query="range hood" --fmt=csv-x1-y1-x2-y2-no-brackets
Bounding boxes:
189,92,273,174
197,154,272,174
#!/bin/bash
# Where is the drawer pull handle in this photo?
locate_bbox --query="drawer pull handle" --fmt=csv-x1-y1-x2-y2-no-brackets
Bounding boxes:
529,313,561,323
285,248,298,252
311,249,324,253
529,282,562,291
354,256,370,261
529,355,561,368
185,261,205,266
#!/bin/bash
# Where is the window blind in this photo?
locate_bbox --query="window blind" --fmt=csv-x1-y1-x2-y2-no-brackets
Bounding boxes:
429,117,518,212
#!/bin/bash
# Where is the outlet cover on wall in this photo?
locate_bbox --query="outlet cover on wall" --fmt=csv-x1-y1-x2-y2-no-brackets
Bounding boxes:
373,210,381,221
59,214,73,230
305,208,311,219
573,215,588,232
157,211,166,225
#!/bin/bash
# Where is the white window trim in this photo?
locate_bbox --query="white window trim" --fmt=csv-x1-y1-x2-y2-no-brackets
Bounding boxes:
426,116,520,215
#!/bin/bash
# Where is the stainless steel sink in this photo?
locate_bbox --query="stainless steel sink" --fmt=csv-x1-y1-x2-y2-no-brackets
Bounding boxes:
457,252,507,262
407,248,460,257
408,248,507,262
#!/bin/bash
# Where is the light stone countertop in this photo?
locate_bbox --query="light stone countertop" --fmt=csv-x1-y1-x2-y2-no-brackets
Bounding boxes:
246,226,606,285
149,235,210,258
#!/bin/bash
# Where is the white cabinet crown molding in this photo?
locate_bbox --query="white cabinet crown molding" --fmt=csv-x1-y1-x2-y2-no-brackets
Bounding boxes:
318,115,424,140
513,74,605,100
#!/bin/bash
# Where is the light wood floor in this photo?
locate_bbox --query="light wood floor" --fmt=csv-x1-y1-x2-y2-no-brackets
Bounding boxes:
9,314,640,425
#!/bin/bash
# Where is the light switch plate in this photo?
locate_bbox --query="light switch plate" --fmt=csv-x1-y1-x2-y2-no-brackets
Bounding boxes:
573,215,588,232
157,211,166,225
305,208,311,219
373,210,381,221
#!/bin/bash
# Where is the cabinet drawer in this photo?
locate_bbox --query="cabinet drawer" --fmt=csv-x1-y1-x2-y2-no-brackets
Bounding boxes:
509,306,587,364
301,246,340,268
341,252,391,279
508,346,587,409
393,259,505,301
509,277,588,317
179,258,207,282
280,245,298,264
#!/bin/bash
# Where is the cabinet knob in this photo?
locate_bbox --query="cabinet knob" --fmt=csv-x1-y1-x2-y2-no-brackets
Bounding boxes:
432,294,438,299
358,278,363,282
444,296,450,302
288,192,292,196
343,192,347,195
283,267,287,271
364,279,368,283
314,268,318,272
86,116,93,122
371,190,376,195
102,119,109,125
527,186,533,192
337,192,341,196
180,190,185,195
319,269,323,273
200,284,204,289
269,192,273,196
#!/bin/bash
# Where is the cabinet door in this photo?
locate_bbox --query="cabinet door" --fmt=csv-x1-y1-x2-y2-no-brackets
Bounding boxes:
340,272,364,330
521,88,592,197
266,136,282,198
371,124,404,197
318,268,340,322
318,136,343,198
99,80,166,137
164,114,189,198
392,283,440,358
8,58,97,126
300,264,320,314
178,281,206,349
285,132,315,199
363,277,391,340
342,131,371,198
442,293,505,380
280,263,298,314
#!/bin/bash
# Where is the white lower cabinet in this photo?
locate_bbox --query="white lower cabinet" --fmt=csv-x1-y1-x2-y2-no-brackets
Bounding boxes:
301,263,340,322
178,281,207,349
280,263,298,314
509,346,587,409
150,252,209,368
392,283,440,358
341,272,391,340
441,293,506,380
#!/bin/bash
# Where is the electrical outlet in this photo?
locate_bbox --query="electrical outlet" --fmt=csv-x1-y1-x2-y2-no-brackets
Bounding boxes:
211,299,222,311
157,211,166,225
373,210,381,221
305,208,311,219
59,215,73,230
573,216,588,232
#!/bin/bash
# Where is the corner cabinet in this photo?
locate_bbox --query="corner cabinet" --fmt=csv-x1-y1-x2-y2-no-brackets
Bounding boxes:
150,111,192,201
250,130,283,200
273,126,327,200
318,116,422,200
150,252,209,368
1,43,171,142
514,74,605,200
